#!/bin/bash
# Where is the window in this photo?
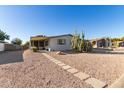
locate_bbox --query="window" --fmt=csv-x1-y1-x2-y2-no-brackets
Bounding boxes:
58,39,66,45
45,41,48,46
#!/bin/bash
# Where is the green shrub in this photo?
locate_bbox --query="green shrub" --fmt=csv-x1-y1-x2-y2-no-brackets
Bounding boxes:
32,47,38,52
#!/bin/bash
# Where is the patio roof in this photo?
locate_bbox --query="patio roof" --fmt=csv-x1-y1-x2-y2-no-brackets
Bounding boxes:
30,37,48,41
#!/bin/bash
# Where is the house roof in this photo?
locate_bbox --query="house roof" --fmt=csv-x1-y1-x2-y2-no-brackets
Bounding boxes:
30,34,72,41
48,34,72,38
91,37,110,42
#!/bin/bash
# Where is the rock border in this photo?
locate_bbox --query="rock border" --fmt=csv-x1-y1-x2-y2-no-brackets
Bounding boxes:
42,53,107,88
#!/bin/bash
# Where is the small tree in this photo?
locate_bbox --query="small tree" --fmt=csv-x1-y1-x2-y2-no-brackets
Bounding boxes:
11,38,22,45
0,29,9,41
22,41,29,50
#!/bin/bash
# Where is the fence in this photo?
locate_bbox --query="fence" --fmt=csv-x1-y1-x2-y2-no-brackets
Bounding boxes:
0,43,22,51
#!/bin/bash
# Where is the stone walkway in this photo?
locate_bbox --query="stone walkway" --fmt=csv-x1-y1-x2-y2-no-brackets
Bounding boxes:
42,53,107,88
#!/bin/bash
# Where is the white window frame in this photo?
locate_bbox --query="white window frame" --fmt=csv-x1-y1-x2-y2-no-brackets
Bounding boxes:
57,39,66,45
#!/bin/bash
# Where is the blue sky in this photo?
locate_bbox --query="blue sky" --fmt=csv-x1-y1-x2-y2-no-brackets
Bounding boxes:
0,5,124,43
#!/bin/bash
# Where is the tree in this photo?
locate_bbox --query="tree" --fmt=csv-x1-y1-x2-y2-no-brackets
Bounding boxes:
121,37,124,41
11,38,22,45
22,41,29,50
0,29,9,41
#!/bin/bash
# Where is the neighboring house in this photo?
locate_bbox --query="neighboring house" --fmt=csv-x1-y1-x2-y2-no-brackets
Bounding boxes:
30,34,72,51
112,41,124,47
118,41,124,47
91,38,111,48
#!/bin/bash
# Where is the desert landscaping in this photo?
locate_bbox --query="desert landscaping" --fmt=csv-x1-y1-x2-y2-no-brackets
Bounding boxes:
0,50,124,87
0,50,92,88
48,51,124,86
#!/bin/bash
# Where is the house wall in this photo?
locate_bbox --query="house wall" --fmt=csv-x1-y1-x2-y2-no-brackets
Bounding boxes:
48,36,72,51
0,43,5,51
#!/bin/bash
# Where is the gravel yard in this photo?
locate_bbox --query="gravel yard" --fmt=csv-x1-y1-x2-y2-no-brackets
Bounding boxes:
48,51,124,86
0,50,92,88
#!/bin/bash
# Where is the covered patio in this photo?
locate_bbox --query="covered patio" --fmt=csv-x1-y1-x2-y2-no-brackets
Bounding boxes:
30,36,49,50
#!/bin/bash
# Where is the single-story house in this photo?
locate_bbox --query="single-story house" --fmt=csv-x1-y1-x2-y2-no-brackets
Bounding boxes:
90,38,112,48
0,41,22,52
112,41,124,47
118,41,124,47
110,40,124,48
30,34,72,51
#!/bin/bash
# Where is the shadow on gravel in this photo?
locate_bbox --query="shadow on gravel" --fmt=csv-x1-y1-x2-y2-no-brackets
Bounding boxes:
89,52,124,55
0,50,24,65
62,50,124,55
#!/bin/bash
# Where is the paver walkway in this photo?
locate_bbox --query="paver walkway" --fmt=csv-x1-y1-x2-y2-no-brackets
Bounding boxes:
42,53,107,88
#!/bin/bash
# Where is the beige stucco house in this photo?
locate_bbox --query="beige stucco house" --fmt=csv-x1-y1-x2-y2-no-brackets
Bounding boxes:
91,38,112,48
118,41,124,47
111,41,124,47
30,34,72,51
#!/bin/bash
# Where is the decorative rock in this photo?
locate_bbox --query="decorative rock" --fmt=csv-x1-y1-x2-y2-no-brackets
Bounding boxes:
57,63,66,66
67,68,78,74
74,72,90,80
85,78,107,88
56,51,66,55
53,60,62,64
62,65,71,70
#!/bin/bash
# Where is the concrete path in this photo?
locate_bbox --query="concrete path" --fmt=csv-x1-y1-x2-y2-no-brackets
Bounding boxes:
42,53,107,88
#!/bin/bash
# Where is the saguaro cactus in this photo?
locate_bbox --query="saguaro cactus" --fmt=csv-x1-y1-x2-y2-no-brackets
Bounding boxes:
71,31,92,52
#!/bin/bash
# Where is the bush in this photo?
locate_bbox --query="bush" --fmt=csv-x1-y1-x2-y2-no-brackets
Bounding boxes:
32,47,38,52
